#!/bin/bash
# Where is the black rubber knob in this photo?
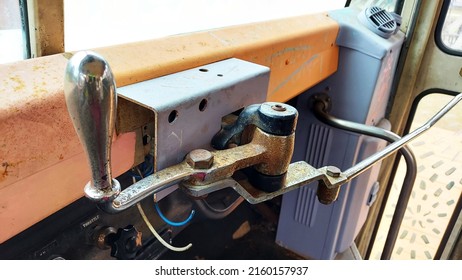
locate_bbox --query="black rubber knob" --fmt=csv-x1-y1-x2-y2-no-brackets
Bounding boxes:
109,225,142,260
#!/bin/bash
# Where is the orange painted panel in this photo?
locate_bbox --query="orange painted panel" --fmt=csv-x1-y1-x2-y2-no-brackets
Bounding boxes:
97,13,339,102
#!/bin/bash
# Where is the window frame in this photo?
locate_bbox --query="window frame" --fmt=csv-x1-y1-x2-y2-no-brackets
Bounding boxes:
19,0,31,59
377,88,462,260
435,0,462,57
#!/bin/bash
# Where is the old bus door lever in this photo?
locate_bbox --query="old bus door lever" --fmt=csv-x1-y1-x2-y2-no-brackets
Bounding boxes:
64,51,298,213
64,51,121,203
65,51,462,213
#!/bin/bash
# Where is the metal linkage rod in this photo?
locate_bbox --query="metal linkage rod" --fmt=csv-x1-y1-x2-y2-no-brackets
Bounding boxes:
342,92,462,180
312,95,417,260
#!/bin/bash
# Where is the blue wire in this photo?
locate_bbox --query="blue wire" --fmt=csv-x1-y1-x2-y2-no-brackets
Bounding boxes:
130,154,155,180
130,164,154,180
132,154,195,227
154,203,195,227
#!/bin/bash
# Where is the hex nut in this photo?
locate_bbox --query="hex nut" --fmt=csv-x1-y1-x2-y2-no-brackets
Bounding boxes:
186,149,214,169
326,166,341,178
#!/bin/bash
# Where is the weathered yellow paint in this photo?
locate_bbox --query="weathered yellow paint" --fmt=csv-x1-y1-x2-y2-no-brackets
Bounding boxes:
0,12,338,243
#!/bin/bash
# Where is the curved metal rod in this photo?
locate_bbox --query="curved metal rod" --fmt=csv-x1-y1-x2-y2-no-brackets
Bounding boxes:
193,197,245,220
132,165,196,227
313,96,417,260
101,164,193,213
340,92,462,181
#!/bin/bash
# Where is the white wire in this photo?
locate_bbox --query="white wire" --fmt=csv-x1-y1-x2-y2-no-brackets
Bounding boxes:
136,203,193,252
132,176,192,252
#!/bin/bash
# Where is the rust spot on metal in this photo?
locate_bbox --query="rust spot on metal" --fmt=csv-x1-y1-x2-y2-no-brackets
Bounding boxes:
135,230,143,247
33,85,49,97
9,75,26,92
183,128,293,190
316,180,340,205
0,161,21,182
0,160,24,182
1,162,9,181
32,65,45,71
191,172,207,182
251,129,294,176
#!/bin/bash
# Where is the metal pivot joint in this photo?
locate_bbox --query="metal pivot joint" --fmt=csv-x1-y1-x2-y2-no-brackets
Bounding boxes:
317,166,342,205
211,102,298,149
64,51,121,202
211,102,298,192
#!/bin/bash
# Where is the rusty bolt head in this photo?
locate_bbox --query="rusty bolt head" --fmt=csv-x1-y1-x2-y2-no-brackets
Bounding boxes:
326,166,341,178
186,149,214,169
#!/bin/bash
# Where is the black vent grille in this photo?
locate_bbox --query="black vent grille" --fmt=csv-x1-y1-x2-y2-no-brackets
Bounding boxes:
358,6,398,38
368,6,397,34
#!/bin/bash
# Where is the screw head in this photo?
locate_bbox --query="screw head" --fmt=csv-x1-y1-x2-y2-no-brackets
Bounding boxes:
326,166,341,178
271,104,287,112
186,149,214,169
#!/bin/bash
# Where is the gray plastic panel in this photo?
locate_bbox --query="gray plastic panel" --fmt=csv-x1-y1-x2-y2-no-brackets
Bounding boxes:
276,7,404,259
329,7,403,59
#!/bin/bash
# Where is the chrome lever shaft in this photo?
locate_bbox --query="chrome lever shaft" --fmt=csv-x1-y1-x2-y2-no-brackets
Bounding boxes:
64,51,121,201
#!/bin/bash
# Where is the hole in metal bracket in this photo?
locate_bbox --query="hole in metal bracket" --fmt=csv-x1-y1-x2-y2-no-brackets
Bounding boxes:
168,110,178,123
199,99,208,112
